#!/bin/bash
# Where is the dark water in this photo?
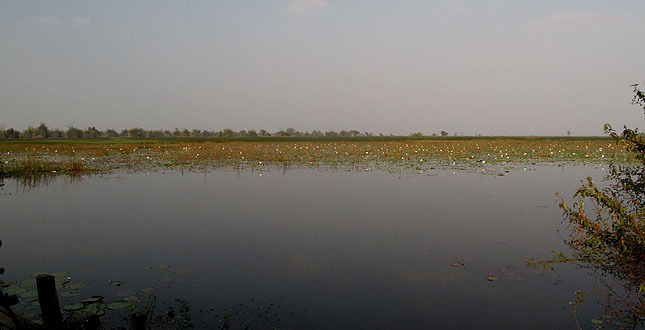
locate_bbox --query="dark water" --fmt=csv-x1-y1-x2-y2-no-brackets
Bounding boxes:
1,165,608,329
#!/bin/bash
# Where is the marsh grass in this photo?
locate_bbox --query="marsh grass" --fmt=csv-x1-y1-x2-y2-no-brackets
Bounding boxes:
1,153,87,177
0,137,637,178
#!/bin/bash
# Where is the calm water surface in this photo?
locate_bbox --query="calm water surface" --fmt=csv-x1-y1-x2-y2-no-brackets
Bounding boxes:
1,165,608,329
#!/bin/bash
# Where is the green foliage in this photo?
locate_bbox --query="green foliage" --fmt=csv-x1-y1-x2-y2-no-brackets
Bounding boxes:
532,84,645,327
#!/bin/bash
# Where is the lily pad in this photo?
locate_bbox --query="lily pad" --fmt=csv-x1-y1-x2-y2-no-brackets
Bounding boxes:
31,272,50,278
151,264,170,270
122,296,139,302
29,301,40,307
82,296,103,304
106,301,134,310
591,319,603,324
62,303,84,312
55,276,71,286
64,282,88,290
141,287,155,295
77,304,105,318
21,278,37,288
115,290,136,298
486,273,498,281
4,286,27,295
19,290,38,299
60,290,82,297
50,272,68,278
108,280,124,287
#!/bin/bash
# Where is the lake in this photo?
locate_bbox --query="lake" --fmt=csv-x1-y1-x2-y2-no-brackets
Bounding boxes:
0,164,608,329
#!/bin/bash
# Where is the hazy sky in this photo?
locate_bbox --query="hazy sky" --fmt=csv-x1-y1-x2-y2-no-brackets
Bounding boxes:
1,1,644,135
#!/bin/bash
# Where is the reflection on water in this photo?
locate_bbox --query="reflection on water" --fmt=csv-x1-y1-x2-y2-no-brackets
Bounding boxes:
0,166,608,329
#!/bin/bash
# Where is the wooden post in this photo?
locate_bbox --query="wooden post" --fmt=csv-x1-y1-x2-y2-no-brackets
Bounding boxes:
130,311,147,330
36,274,62,329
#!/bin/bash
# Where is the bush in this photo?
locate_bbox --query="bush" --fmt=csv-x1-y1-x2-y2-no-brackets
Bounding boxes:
531,84,644,327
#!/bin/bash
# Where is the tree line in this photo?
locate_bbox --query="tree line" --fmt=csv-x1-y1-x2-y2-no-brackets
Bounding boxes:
0,124,450,139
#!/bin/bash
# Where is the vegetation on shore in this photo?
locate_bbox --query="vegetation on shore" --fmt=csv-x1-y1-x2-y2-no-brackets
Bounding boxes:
528,85,645,328
0,137,634,178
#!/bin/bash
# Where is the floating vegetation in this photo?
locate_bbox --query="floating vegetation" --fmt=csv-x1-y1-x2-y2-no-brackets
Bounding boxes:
115,290,136,298
486,264,526,282
141,287,155,295
64,282,88,291
106,301,134,310
0,138,638,179
3,286,26,296
4,263,197,330
62,303,84,312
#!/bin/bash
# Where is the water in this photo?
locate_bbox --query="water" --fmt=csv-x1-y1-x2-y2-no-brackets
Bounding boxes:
0,165,608,329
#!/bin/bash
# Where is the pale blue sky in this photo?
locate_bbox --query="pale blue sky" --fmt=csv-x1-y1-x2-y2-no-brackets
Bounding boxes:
1,1,644,135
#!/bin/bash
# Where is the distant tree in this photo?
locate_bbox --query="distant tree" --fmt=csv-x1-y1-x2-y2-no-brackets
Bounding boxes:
247,130,258,137
104,129,118,138
4,128,20,139
410,132,423,138
274,129,286,137
567,130,572,136
349,130,361,137
441,130,448,137
311,130,324,137
148,130,164,138
127,128,146,138
325,131,338,137
259,129,269,137
83,126,102,138
286,128,298,136
21,126,38,139
50,129,64,138
65,127,83,139
222,128,235,137
172,129,181,137
36,123,49,138
190,129,202,137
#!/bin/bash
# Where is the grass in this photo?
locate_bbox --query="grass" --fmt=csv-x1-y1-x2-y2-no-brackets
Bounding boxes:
0,136,635,178
1,154,86,177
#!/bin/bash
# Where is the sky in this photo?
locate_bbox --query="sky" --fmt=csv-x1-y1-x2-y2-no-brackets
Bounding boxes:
1,0,644,136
